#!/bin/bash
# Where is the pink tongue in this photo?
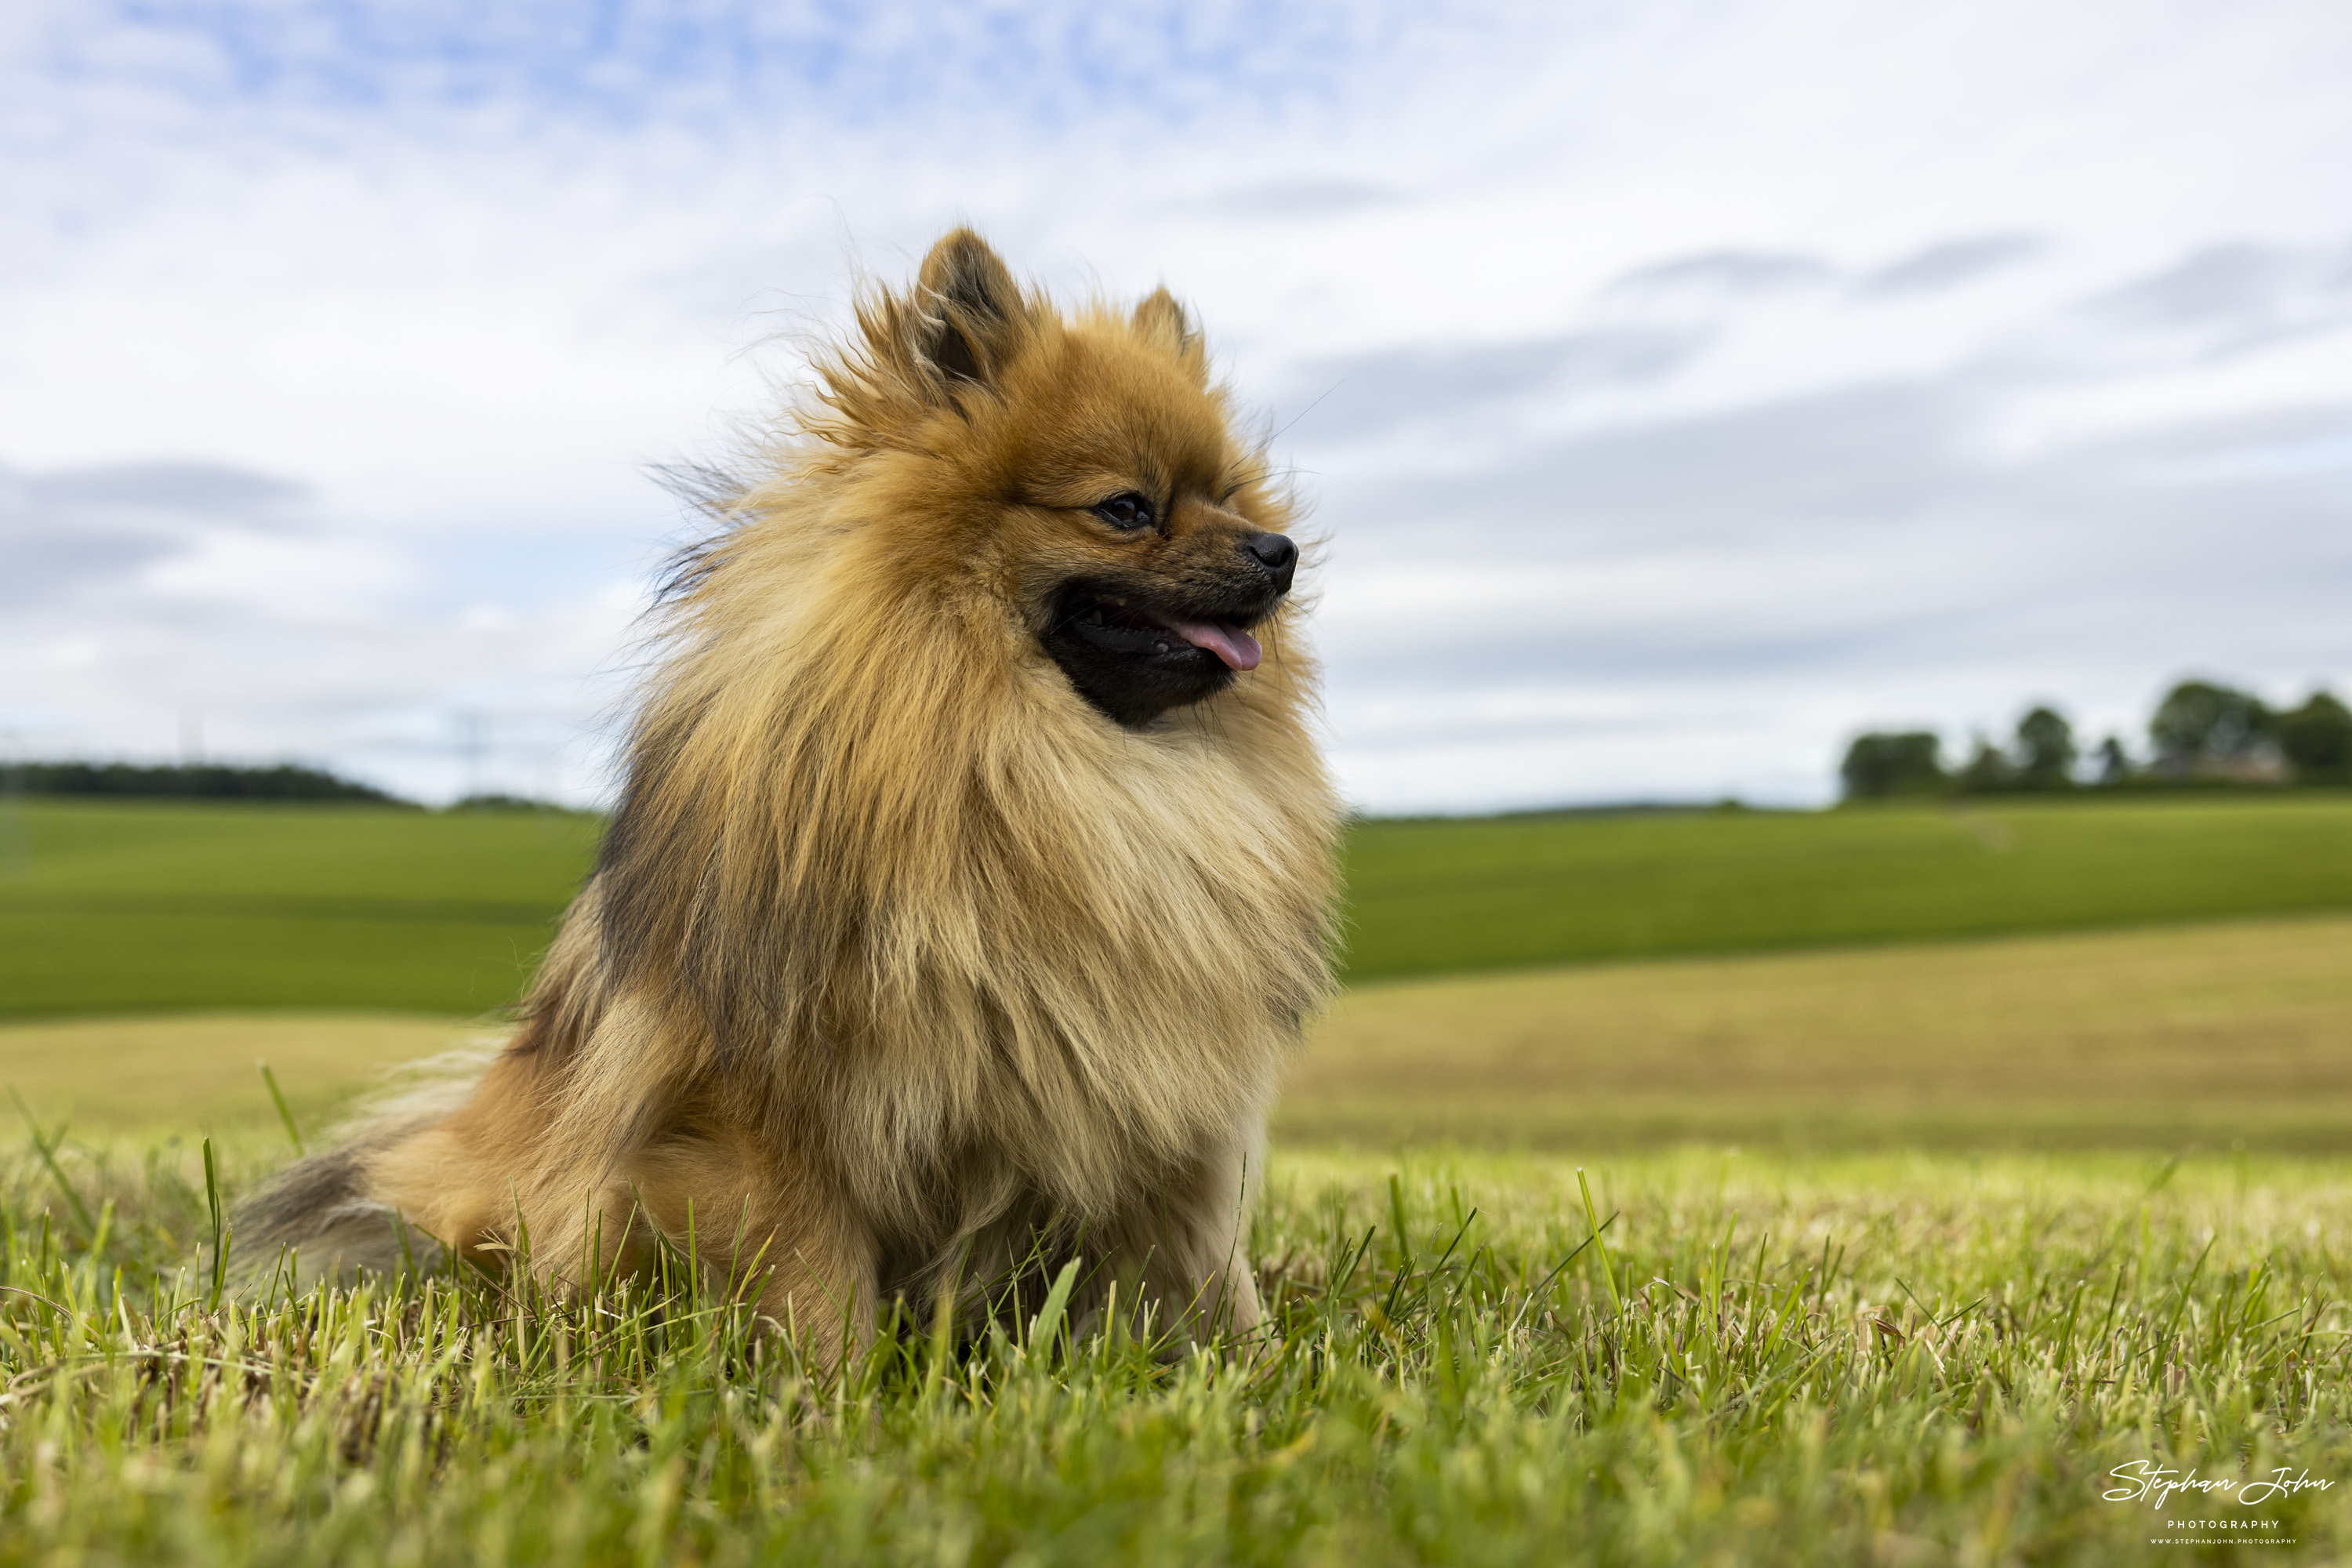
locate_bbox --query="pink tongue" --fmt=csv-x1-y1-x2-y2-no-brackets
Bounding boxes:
1164,617,1262,671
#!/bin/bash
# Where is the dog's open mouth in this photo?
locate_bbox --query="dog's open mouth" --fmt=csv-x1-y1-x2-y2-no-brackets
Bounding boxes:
1045,577,1282,726
1064,593,1262,672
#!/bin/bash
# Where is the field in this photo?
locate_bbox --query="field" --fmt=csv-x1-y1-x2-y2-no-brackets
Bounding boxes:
2,1139,2347,1563
0,800,602,1017
1342,795,2352,979
1288,913,2352,1152
5,793,2352,1014
3,794,2350,1562
9,911,2352,1156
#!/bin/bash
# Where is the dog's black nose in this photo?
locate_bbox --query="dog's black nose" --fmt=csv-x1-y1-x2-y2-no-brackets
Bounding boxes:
1243,532,1297,593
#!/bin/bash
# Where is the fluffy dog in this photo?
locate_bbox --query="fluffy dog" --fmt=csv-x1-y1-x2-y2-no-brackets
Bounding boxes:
235,230,1339,1361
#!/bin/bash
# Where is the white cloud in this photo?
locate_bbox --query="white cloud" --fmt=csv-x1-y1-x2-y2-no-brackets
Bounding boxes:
3,0,2349,807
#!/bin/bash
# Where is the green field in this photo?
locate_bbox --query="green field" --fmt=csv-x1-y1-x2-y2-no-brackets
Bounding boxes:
1342,795,2352,978
2,1138,2346,1564
0,800,601,1017
4,794,2350,1016
5,795,2352,1560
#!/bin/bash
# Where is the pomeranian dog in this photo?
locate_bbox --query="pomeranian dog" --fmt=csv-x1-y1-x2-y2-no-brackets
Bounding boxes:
235,230,1338,1361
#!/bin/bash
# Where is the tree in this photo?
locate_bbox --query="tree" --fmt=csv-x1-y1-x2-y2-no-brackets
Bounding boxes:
1840,731,1949,799
2148,680,2273,778
2092,736,2132,786
2279,690,2352,785
2014,705,2077,788
1957,735,2016,793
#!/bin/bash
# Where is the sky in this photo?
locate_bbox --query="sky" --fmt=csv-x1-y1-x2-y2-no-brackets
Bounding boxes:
3,0,2348,811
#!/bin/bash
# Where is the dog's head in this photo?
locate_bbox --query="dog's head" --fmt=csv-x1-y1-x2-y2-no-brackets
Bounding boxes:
806,229,1300,729
604,230,1335,1054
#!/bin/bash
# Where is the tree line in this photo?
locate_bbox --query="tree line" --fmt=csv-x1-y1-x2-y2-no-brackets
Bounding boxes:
0,760,590,812
2,760,408,804
1842,680,2352,800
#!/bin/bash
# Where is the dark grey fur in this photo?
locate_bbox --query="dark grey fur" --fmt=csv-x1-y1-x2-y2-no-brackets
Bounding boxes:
229,1132,449,1294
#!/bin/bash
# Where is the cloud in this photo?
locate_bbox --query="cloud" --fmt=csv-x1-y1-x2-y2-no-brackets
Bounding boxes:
2099,245,2300,326
11,0,1485,148
1308,382,1976,557
0,451,642,800
0,512,643,799
29,460,307,514
2082,241,2352,359
1606,250,1838,299
5,0,2352,810
1196,180,1400,220
1861,234,2046,295
0,458,310,606
1301,329,2352,809
1279,328,1708,444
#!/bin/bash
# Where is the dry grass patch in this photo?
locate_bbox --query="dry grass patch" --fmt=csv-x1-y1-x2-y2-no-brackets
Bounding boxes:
1283,914,2352,1149
11,916,2350,1152
0,1012,499,1131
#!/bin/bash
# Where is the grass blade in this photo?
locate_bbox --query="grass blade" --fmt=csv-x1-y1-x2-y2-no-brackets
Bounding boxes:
202,1135,229,1312
257,1060,306,1156
1577,1167,1624,1316
1029,1256,1083,1360
9,1087,95,1235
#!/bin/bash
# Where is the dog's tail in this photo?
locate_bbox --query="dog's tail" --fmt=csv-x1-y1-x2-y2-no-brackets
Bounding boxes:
227,1044,499,1297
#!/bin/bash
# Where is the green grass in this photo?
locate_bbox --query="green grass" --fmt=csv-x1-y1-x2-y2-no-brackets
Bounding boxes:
0,800,600,1017
1341,795,2352,980
3,1136,2347,1564
4,793,2351,1016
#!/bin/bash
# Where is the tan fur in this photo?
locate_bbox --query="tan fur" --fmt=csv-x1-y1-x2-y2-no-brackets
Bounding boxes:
234,230,1338,1363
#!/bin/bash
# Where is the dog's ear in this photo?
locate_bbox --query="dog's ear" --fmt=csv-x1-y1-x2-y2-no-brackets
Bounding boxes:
916,228,1026,392
1133,287,1206,381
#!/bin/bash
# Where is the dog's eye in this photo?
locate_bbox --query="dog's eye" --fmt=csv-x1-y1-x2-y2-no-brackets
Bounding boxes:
1091,492,1155,532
